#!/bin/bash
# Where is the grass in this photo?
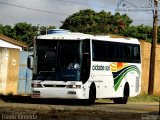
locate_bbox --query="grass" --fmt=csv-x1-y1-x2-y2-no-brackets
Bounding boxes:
96,94,160,103
128,94,160,102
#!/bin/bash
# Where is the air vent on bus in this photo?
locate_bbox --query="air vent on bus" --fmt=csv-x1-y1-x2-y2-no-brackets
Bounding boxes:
43,84,66,88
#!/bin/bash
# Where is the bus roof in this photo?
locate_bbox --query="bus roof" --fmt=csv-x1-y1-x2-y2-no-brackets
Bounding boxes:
37,32,93,40
37,32,140,44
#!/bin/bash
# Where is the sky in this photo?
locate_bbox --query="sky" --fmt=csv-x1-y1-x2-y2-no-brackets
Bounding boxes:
0,0,156,28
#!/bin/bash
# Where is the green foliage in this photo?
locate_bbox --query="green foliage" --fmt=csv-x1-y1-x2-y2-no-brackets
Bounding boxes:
61,9,160,43
0,24,14,38
39,25,56,35
0,22,56,46
60,9,133,34
39,26,47,35
0,24,3,34
120,25,153,42
13,22,38,46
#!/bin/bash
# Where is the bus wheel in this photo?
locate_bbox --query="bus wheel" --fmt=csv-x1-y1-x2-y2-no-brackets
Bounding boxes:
88,83,96,105
113,83,129,104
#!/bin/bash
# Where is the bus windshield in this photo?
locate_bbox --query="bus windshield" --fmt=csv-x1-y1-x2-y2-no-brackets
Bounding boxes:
34,40,81,81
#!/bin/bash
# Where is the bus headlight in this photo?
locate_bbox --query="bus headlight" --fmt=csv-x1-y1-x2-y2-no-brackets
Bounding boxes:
32,83,43,88
66,84,81,89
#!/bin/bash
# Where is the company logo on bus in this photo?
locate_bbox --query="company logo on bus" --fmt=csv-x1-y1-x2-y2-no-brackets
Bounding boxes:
92,64,110,71
110,62,140,91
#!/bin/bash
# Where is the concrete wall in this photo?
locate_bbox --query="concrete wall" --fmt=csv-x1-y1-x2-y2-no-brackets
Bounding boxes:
0,47,20,95
0,48,8,94
140,40,160,96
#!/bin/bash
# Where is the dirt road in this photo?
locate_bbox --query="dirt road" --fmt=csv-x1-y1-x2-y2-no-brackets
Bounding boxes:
0,96,159,120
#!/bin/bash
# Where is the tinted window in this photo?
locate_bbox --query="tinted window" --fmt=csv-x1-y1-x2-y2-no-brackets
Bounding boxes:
92,40,140,63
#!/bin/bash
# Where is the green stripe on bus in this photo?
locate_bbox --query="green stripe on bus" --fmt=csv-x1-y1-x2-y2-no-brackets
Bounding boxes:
113,66,140,91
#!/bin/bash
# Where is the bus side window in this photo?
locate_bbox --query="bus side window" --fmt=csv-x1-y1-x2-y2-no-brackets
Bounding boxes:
133,46,140,63
93,41,105,61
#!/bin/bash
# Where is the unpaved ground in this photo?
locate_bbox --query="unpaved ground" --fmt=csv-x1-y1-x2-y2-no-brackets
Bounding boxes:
0,96,159,120
0,106,143,120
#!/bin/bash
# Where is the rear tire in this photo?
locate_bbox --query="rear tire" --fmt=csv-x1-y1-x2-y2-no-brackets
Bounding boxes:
113,96,128,104
113,83,129,104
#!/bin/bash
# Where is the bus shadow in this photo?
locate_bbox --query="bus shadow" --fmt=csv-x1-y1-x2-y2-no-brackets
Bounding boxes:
0,95,114,106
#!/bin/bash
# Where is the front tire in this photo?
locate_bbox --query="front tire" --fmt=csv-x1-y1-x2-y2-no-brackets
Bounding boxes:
88,83,96,105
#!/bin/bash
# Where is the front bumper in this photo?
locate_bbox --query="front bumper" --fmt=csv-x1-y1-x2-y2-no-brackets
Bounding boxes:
31,88,87,99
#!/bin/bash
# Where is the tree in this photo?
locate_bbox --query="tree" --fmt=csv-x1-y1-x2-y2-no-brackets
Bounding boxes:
39,25,56,35
13,22,38,46
61,9,97,33
0,22,56,46
60,9,133,34
120,25,152,42
110,13,132,34
0,24,3,34
61,9,159,43
2,25,14,38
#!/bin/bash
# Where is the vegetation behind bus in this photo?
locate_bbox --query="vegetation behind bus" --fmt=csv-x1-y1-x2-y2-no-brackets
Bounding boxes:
61,9,159,43
0,9,160,47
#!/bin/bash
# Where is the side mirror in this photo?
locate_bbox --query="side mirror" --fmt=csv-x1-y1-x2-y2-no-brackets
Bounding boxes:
27,55,33,70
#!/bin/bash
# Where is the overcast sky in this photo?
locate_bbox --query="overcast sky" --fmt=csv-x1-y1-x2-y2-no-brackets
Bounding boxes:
0,0,156,28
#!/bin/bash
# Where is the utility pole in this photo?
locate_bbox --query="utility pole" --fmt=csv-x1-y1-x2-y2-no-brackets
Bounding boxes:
148,0,158,95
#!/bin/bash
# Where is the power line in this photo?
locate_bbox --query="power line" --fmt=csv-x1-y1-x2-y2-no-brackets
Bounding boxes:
0,1,70,16
0,1,156,23
133,20,153,21
0,0,116,17
59,0,115,10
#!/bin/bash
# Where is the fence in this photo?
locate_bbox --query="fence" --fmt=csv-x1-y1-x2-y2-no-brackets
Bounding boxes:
140,40,160,95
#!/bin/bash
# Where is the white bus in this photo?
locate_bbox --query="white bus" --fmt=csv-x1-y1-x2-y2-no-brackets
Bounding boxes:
28,31,141,104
